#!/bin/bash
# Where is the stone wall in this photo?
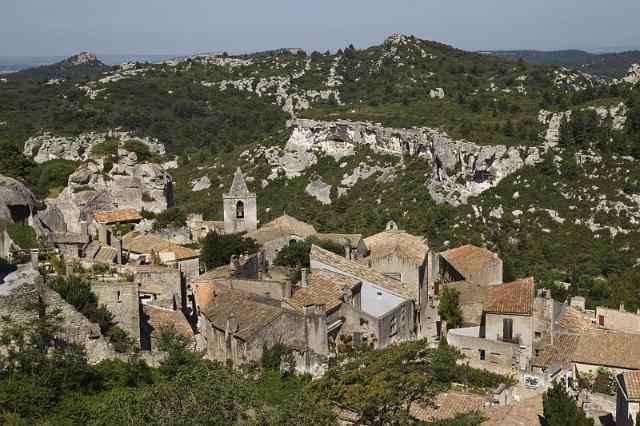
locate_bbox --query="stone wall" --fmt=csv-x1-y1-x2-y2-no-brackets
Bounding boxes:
447,328,519,375
91,281,141,346
223,194,257,234
595,307,640,334
484,313,533,349
365,253,425,288
135,268,183,310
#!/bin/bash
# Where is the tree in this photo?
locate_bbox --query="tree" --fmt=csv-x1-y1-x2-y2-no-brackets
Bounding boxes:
273,236,344,269
438,287,463,329
543,382,594,426
200,231,260,270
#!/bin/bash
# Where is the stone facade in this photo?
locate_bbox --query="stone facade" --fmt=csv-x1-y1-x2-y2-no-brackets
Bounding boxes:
91,281,141,346
447,327,520,375
134,267,184,311
595,306,640,334
223,168,257,234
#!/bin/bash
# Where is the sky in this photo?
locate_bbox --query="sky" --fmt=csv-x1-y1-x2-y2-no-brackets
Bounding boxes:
1,0,639,56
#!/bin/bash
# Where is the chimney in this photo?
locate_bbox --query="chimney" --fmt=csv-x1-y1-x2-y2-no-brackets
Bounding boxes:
620,303,625,312
116,237,123,264
98,222,107,244
79,220,88,237
300,268,308,288
30,249,39,268
284,281,292,299
345,245,352,260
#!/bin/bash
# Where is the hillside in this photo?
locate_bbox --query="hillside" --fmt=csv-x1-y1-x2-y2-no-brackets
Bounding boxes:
1,33,640,310
489,49,640,79
5,52,111,81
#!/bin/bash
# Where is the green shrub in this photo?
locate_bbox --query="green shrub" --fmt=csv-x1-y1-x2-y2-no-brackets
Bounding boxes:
91,139,120,157
5,221,38,249
106,326,134,353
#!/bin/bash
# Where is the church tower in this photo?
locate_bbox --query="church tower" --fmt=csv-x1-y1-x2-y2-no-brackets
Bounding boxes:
223,167,257,234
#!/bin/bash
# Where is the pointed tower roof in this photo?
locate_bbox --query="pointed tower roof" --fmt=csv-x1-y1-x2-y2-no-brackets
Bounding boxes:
226,167,252,196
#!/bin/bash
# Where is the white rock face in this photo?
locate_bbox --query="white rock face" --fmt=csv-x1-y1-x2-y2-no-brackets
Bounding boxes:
621,64,640,85
190,176,211,192
305,179,332,204
23,131,165,164
278,119,541,205
48,152,173,233
429,88,445,98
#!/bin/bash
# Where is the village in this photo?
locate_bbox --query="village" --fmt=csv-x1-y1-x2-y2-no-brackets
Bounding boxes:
1,166,638,425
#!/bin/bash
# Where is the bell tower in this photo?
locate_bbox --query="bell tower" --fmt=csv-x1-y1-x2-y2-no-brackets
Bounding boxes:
223,167,257,234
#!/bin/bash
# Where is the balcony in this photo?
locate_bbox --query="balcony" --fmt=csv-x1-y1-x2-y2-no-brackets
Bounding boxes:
496,334,520,345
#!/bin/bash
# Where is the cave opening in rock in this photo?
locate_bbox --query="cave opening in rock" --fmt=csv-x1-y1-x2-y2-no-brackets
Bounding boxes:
8,204,30,225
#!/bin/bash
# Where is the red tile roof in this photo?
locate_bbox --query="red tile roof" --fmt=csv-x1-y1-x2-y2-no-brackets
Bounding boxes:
483,277,534,315
532,334,580,370
619,371,640,401
121,231,199,260
440,244,501,278
361,229,429,265
142,305,194,341
93,208,142,224
286,269,361,313
573,330,640,370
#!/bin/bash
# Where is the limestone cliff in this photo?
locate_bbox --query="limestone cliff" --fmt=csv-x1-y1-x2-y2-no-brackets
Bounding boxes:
47,149,173,234
268,119,542,205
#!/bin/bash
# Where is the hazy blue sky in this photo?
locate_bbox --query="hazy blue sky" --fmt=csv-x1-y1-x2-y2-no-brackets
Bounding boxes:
1,0,639,56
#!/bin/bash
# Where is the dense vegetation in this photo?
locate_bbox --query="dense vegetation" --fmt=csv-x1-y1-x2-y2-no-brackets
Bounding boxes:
200,231,260,270
5,53,111,82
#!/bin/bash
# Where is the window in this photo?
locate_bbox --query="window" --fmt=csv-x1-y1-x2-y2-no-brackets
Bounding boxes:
236,201,244,218
503,318,513,341
598,315,605,326
534,332,542,338
479,349,486,361
390,316,397,335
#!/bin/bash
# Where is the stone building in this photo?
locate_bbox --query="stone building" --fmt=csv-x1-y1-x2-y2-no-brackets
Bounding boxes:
91,280,141,346
141,304,195,351
121,231,200,280
310,244,417,347
133,265,184,311
595,306,640,334
616,370,640,426
223,167,257,234
195,283,327,374
438,244,503,286
93,208,143,245
360,222,431,290
447,277,535,374
244,214,316,264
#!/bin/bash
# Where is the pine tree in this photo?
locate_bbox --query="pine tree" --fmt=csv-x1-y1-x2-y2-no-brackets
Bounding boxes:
543,382,593,426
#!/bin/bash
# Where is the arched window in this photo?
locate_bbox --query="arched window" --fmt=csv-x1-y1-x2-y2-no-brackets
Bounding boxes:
236,201,245,218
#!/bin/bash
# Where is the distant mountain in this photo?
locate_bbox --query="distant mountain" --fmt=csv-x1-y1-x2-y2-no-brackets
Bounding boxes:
6,52,111,81
488,49,640,79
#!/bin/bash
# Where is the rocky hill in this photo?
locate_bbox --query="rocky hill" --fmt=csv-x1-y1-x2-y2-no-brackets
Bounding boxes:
6,52,111,82
1,33,640,309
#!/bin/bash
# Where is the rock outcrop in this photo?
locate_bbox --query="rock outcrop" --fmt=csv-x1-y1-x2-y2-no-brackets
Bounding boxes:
269,119,542,205
47,151,173,234
23,131,165,164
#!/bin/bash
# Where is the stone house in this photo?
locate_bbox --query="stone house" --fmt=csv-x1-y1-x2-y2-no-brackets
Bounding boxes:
83,240,119,264
360,223,430,288
571,330,640,376
93,208,143,245
595,306,640,334
132,265,185,311
316,233,368,260
91,281,141,346
51,220,90,257
283,269,368,351
121,231,200,280
223,167,257,234
195,283,327,374
244,214,317,264
186,213,224,241
616,370,640,426
438,244,502,286
309,244,417,347
141,304,195,351
447,277,534,374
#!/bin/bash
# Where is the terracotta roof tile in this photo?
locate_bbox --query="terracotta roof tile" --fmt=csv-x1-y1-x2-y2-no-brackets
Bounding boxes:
286,269,361,313
191,266,232,285
532,334,580,369
483,277,534,315
93,208,142,224
440,244,501,278
244,214,316,245
142,305,194,341
196,284,290,340
574,330,640,370
121,232,199,260
620,371,640,401
361,229,429,265
310,244,417,300
556,306,593,334
482,396,543,426
409,392,486,421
